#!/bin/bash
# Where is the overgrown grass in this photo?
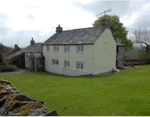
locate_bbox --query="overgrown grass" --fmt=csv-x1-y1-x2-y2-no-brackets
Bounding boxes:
1,65,150,116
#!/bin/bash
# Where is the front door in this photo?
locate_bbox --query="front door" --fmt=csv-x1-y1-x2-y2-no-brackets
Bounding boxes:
32,59,35,71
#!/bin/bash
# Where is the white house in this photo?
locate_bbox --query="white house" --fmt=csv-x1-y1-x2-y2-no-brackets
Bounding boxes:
42,19,117,76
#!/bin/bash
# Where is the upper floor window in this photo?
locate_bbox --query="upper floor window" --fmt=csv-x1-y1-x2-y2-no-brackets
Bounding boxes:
77,45,84,53
54,45,59,52
47,45,49,51
52,59,59,66
64,60,70,68
26,54,29,59
77,62,84,70
64,46,70,52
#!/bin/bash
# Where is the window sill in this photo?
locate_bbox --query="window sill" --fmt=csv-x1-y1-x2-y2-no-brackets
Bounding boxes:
77,68,84,70
52,64,59,66
77,51,84,54
64,51,70,53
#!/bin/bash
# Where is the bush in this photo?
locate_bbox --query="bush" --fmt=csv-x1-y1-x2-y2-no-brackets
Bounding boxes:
0,62,6,65
0,65,19,72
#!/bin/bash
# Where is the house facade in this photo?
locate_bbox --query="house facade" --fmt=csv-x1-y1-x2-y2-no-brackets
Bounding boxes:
43,19,117,76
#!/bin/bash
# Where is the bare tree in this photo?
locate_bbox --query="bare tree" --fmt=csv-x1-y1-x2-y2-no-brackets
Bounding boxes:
133,28,150,64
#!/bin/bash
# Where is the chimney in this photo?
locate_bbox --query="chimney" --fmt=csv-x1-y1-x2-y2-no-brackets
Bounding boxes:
56,24,62,33
101,19,111,28
14,44,18,49
30,37,35,45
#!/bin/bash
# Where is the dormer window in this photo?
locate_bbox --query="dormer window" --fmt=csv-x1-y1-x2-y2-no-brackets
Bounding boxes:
64,46,70,52
54,45,59,52
77,45,84,53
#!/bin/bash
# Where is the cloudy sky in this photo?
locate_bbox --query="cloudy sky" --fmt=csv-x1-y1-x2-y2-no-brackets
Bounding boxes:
0,0,150,48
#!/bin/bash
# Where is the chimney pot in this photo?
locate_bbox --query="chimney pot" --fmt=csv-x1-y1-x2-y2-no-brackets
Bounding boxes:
56,24,62,33
30,37,35,45
101,19,111,28
14,44,18,49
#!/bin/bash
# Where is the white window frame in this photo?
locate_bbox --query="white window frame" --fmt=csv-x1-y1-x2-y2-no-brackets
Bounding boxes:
64,45,70,52
76,62,84,70
64,60,70,68
52,59,59,66
77,45,84,53
26,54,29,59
54,45,59,52
26,60,29,65
47,45,49,51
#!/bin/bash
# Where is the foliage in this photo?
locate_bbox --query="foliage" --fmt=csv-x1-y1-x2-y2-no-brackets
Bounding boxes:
0,43,12,54
93,15,133,50
1,66,150,116
0,65,19,72
125,39,134,50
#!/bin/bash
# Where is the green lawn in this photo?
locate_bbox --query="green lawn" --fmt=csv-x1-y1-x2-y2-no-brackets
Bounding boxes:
1,65,150,116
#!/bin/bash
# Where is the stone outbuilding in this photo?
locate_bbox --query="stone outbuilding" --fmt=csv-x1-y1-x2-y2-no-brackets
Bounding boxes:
6,38,43,68
116,41,125,67
29,53,45,71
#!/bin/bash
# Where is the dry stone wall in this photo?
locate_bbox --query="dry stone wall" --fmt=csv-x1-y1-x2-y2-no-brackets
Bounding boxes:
0,79,58,116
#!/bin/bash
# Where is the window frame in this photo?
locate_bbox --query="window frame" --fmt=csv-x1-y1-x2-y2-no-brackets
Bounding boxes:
54,45,59,52
64,45,70,53
77,45,84,53
76,62,84,70
52,59,59,66
64,60,70,68
26,54,29,59
47,45,49,51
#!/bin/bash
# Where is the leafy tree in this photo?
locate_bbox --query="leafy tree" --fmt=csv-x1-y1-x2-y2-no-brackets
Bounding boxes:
93,15,133,50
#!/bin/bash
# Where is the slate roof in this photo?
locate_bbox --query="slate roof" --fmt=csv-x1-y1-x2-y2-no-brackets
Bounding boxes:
6,43,43,59
30,53,45,59
4,47,21,57
44,26,107,45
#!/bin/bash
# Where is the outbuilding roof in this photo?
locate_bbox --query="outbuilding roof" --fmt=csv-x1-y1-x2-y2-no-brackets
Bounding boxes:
6,43,43,59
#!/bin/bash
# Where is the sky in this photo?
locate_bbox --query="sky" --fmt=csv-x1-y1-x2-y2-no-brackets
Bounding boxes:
0,0,150,48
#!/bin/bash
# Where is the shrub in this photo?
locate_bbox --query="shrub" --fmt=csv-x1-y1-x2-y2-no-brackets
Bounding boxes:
0,65,19,72
0,62,6,65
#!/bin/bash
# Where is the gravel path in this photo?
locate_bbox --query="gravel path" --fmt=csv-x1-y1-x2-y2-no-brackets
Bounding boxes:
0,69,30,75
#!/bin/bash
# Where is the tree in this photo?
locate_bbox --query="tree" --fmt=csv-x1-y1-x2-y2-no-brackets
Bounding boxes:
133,28,150,64
93,15,133,50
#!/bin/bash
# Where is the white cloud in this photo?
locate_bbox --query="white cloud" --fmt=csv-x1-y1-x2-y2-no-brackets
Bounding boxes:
0,0,96,32
0,0,97,47
120,1,150,28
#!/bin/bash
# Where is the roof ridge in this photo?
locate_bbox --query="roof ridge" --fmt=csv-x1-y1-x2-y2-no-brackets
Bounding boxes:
62,26,101,32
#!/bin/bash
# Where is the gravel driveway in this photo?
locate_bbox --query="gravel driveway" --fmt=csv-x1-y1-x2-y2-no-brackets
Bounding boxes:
0,69,30,75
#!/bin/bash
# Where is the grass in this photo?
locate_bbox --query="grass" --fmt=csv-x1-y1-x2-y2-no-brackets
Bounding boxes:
0,65,150,115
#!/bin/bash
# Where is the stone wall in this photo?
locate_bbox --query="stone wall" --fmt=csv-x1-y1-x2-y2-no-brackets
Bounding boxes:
123,59,150,66
116,46,125,67
37,58,45,71
0,79,58,116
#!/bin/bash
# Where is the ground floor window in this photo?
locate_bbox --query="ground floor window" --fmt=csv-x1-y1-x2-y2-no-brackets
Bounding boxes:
64,60,69,68
52,59,59,66
77,62,84,70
